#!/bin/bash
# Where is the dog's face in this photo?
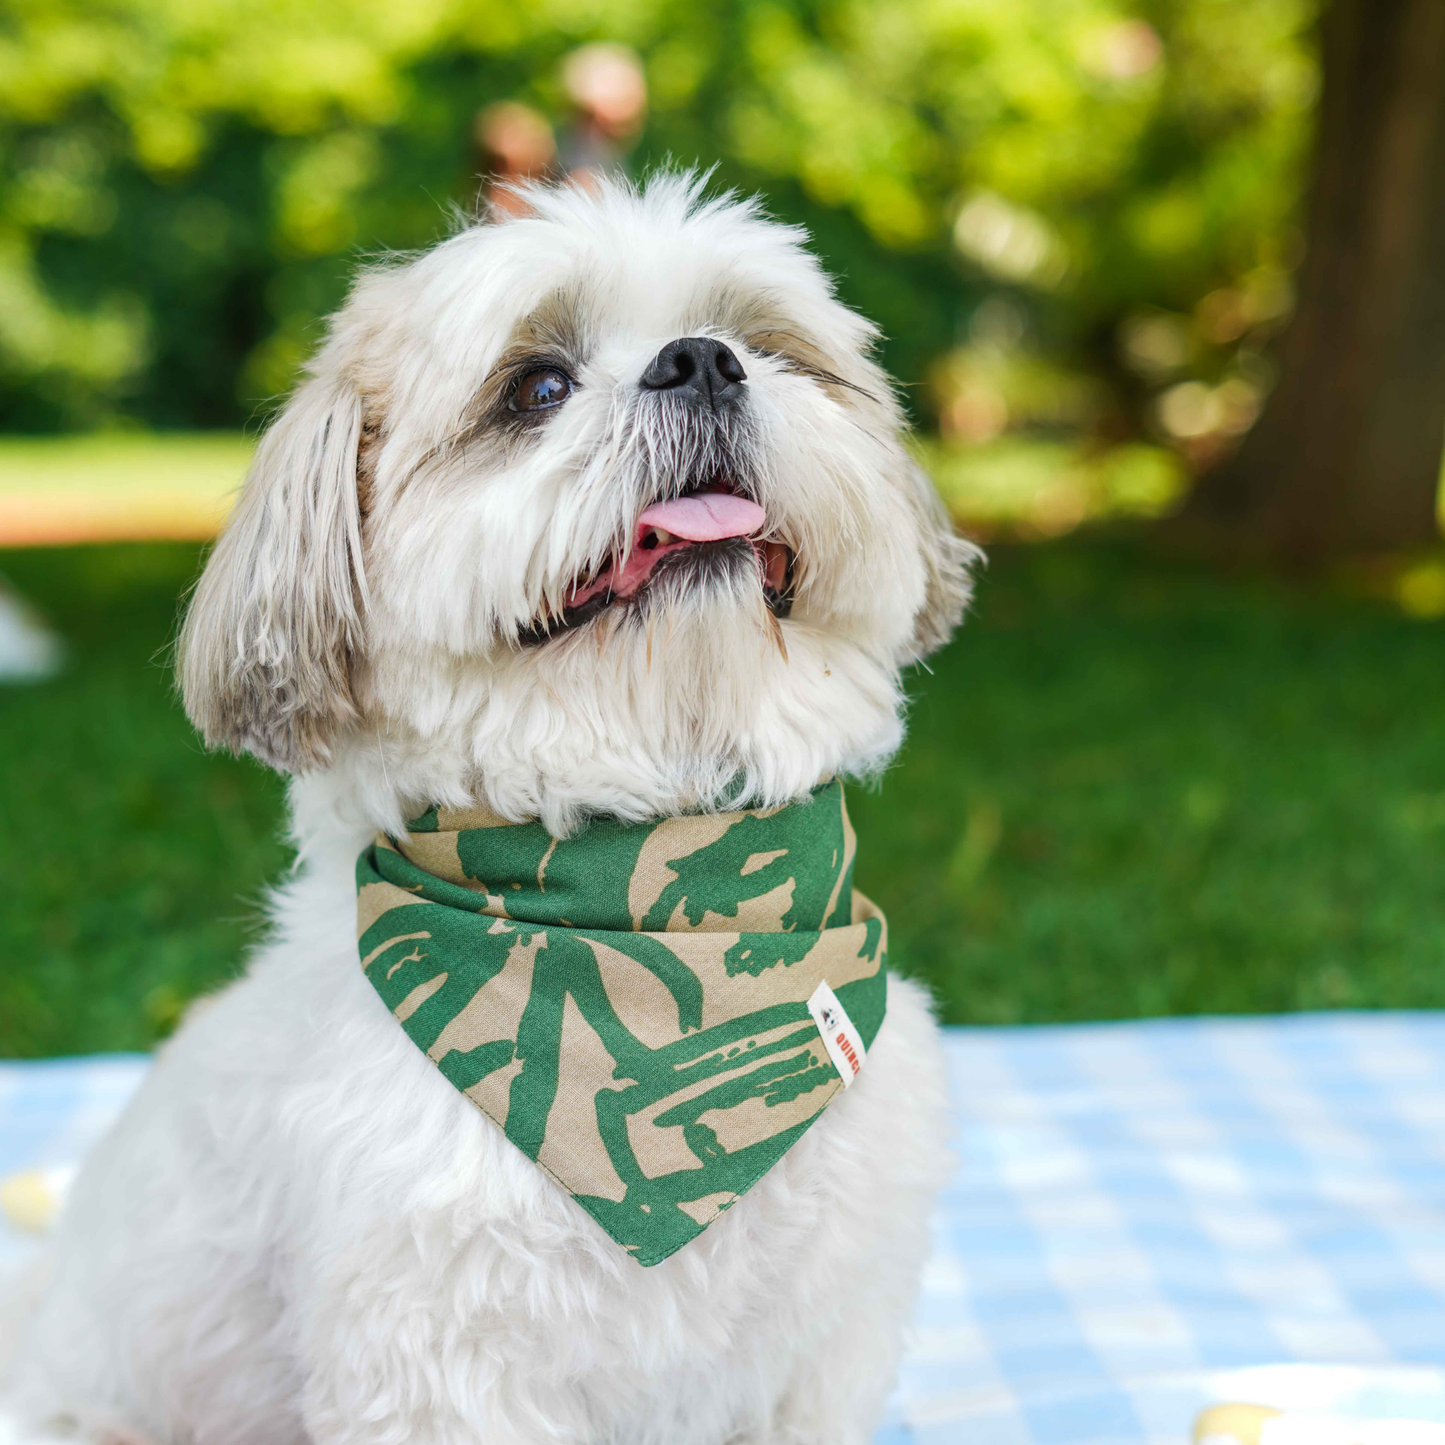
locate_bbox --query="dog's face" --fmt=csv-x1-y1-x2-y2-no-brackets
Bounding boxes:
181,176,975,832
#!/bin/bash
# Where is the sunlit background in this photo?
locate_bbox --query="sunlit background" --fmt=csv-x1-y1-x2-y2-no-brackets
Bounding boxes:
4,0,1445,1057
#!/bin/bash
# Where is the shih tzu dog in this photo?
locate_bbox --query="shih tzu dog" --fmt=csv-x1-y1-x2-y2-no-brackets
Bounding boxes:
1,174,975,1445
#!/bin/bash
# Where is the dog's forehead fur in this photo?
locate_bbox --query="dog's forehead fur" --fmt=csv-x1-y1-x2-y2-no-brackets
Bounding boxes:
179,173,977,836
348,180,872,436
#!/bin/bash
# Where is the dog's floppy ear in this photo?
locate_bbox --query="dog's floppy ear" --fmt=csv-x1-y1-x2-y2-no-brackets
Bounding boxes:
901,459,981,663
179,375,367,772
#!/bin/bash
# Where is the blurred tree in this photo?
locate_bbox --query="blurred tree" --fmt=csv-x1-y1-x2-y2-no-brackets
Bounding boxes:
0,0,1317,457
1184,0,1445,562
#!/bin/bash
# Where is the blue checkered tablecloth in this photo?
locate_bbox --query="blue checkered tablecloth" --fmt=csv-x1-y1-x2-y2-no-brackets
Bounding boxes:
6,1014,1445,1444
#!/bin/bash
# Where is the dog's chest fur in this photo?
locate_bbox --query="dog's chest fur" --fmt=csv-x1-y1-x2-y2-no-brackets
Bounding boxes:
12,844,947,1445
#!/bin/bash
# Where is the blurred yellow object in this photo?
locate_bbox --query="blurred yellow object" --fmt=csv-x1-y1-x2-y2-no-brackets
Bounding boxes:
1194,1401,1445,1445
0,1166,67,1233
1396,560,1445,619
1194,1402,1281,1444
0,433,251,546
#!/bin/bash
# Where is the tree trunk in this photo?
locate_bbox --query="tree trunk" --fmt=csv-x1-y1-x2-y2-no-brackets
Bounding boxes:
1185,0,1445,564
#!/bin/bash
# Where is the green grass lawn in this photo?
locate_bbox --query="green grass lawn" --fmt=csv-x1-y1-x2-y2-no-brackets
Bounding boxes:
3,538,1443,1057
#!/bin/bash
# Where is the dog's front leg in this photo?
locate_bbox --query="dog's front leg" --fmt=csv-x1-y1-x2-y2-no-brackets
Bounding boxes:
763,1302,914,1445
292,1247,599,1445
760,975,951,1445
299,1345,573,1445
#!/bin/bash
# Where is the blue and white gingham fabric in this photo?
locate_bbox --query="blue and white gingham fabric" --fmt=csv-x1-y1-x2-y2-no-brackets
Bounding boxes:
6,1014,1445,1444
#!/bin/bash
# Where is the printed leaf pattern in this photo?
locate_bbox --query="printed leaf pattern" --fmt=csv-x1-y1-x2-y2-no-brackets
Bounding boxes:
356,780,887,1266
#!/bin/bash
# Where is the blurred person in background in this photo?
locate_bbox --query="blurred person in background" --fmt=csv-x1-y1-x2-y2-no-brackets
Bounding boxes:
475,101,556,216
557,44,648,185
473,46,646,215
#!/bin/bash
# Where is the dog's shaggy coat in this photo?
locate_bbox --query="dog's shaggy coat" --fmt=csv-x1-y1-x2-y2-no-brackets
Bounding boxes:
0,175,976,1445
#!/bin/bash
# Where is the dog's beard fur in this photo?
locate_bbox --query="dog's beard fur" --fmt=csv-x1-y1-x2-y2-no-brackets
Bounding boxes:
180,172,977,837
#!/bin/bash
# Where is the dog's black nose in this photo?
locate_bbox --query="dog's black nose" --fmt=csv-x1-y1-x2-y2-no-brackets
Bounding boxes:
640,337,747,405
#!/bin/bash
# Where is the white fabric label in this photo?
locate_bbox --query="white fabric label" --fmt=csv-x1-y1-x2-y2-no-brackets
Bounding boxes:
807,980,867,1087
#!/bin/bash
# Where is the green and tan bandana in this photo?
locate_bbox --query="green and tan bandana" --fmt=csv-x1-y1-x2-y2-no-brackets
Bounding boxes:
356,779,887,1266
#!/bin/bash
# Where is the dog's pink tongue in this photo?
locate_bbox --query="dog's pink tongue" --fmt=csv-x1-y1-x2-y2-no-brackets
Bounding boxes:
637,492,765,543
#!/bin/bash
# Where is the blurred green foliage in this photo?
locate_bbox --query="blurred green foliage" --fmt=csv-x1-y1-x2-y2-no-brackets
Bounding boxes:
0,543,287,1055
1,0,1317,462
7,537,1445,1056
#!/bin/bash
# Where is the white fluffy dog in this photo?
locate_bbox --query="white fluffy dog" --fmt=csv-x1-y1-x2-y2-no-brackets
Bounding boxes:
2,174,975,1445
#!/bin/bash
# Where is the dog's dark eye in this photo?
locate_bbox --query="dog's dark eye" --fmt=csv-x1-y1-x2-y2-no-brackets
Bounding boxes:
511,368,572,412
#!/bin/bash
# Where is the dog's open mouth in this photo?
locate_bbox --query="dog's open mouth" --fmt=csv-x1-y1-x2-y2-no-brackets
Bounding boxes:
521,483,795,645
